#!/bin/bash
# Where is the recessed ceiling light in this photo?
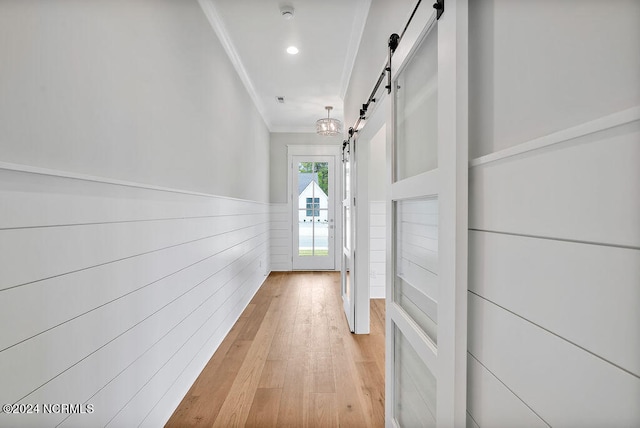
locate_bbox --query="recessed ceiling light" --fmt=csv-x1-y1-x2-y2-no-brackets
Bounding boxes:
286,46,299,55
280,5,295,20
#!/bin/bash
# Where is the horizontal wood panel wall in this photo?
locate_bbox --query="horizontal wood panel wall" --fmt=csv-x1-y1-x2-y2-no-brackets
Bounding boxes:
370,201,386,298
466,117,640,427
0,165,270,427
270,203,291,271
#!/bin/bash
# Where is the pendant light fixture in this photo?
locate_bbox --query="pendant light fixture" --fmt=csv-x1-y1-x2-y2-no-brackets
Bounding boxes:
316,106,343,136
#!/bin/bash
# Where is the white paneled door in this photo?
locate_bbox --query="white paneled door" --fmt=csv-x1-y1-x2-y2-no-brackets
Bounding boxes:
386,1,468,427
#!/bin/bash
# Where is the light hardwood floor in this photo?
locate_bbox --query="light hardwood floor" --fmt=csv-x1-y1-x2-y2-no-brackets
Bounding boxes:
166,271,385,428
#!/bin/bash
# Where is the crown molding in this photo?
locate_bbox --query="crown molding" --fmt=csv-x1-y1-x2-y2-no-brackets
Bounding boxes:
197,0,273,131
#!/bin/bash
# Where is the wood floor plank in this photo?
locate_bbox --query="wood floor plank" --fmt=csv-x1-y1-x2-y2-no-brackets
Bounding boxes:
266,329,294,361
356,361,385,428
212,300,284,427
244,388,282,428
276,352,308,427
257,359,287,389
166,272,385,428
330,336,372,427
236,297,270,341
240,303,257,319
289,321,313,361
370,299,385,336
310,351,335,393
307,392,339,428
294,285,313,325
165,319,250,427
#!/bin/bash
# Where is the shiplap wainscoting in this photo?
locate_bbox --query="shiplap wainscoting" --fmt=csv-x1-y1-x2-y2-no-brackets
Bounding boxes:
369,201,386,299
466,114,640,426
0,164,270,427
269,203,290,271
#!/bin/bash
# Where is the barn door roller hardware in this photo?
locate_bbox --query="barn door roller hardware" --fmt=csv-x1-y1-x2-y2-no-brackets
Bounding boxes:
385,33,400,94
433,0,444,20
341,140,349,162
345,0,443,143
342,127,356,161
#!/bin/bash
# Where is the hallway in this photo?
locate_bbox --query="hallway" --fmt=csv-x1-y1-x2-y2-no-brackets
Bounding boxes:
1,1,638,426
166,272,385,427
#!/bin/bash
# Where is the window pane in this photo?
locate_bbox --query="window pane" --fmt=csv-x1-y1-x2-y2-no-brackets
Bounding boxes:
314,220,329,256
394,198,439,344
395,24,438,181
394,325,437,427
315,162,329,198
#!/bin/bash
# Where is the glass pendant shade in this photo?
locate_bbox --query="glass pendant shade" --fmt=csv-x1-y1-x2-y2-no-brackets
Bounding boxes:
316,106,342,136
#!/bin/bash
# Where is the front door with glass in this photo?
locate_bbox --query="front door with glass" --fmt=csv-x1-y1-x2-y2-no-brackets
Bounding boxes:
292,156,335,270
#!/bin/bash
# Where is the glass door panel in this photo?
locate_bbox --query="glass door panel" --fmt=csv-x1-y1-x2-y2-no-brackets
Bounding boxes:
297,161,330,256
394,24,438,182
395,198,439,344
394,325,437,427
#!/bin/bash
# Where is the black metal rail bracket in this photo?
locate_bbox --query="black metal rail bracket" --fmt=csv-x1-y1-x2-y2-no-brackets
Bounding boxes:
433,0,444,20
386,33,401,94
342,140,351,162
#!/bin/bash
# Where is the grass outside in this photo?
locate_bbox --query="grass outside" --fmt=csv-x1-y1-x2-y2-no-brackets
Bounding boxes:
298,249,329,256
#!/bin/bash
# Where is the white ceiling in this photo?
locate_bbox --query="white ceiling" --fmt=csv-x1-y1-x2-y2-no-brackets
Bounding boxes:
201,0,371,133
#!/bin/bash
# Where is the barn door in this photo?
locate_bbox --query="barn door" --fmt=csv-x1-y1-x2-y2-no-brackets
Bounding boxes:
385,1,468,427
341,141,355,331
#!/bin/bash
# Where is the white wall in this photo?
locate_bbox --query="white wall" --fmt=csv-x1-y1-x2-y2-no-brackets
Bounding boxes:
0,0,269,202
368,125,387,298
368,124,387,202
467,1,640,426
469,0,640,159
0,1,271,426
0,167,270,427
343,0,415,128
270,204,290,271
269,132,342,204
369,201,386,299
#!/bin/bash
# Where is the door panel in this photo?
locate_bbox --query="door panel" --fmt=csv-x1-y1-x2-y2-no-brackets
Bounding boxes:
386,1,468,427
